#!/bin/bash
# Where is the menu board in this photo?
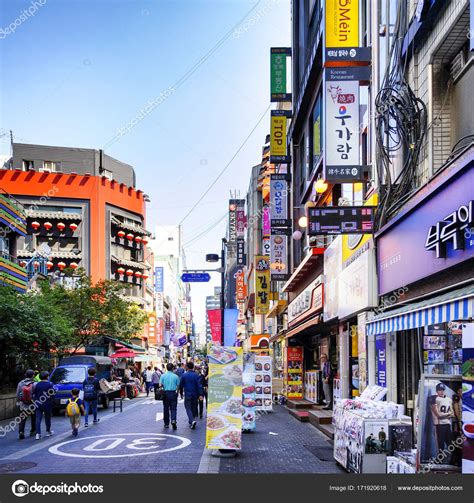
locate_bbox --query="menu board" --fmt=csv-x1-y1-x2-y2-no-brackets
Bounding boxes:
285,346,303,399
255,355,273,411
206,346,243,450
242,353,256,431
423,323,463,375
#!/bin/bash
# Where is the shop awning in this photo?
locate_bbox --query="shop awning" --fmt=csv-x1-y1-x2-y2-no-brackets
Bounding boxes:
367,284,474,336
105,336,146,353
282,247,324,293
285,314,322,339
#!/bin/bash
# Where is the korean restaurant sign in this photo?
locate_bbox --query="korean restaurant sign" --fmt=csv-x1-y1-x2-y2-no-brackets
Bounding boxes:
324,80,361,182
288,276,324,327
255,255,270,314
325,0,359,48
270,231,289,281
270,174,291,228
270,47,292,102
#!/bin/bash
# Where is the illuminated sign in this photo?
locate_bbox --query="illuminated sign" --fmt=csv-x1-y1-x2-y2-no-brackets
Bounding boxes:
325,0,359,48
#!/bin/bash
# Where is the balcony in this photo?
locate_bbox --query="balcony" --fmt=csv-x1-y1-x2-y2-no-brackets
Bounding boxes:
0,252,27,292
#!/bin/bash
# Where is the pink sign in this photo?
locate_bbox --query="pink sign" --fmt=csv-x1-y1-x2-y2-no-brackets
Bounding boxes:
207,309,222,344
263,205,271,237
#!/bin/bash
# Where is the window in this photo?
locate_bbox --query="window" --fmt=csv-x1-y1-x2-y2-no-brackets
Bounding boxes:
309,92,323,174
22,160,34,171
41,161,60,172
168,237,174,241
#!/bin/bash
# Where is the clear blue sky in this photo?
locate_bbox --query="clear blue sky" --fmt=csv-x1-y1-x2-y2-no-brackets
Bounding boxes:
0,0,291,333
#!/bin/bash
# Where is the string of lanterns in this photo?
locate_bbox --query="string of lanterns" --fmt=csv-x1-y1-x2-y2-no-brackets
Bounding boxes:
30,221,79,232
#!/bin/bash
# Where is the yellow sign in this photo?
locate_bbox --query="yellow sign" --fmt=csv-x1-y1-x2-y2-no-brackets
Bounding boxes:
270,115,287,157
255,255,270,314
325,0,359,48
206,346,243,450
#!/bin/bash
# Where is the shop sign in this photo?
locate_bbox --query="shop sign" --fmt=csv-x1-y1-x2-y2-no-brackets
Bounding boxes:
270,112,290,163
155,292,164,317
270,174,291,227
207,309,222,344
262,204,271,237
255,256,270,314
147,313,157,346
325,46,371,63
270,232,289,281
154,267,164,292
228,199,238,247
236,270,246,302
236,238,246,266
250,334,269,349
262,236,271,256
375,334,386,388
308,206,375,235
324,80,361,181
338,245,378,318
325,66,371,82
325,0,359,48
288,276,324,326
324,236,342,321
270,47,292,102
156,318,164,346
236,201,246,238
377,162,474,295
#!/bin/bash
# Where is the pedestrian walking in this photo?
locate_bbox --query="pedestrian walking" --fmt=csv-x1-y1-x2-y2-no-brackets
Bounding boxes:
179,361,204,429
83,368,101,427
159,363,180,430
198,367,209,419
144,366,154,397
320,353,334,410
66,388,85,437
175,363,185,378
152,366,162,395
16,369,36,439
33,371,55,440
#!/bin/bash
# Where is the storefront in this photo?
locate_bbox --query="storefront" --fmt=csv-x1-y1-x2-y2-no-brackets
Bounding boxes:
365,147,474,472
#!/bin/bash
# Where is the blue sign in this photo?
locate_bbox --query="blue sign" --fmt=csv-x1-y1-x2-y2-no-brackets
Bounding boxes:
375,334,387,388
154,267,164,292
181,272,211,283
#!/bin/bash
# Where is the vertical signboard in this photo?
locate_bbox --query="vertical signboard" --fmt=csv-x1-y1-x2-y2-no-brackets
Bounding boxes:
285,346,303,399
325,0,359,48
270,111,291,163
235,270,246,302
270,232,289,281
147,313,157,346
255,255,270,314
206,346,243,450
154,267,164,292
255,355,273,411
228,200,237,256
270,47,292,102
375,334,386,388
236,201,246,238
262,204,271,237
236,238,246,266
207,309,222,345
269,174,291,228
324,79,361,182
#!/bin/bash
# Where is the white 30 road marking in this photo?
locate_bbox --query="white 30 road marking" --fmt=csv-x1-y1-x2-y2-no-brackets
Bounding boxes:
48,433,191,458
155,412,163,422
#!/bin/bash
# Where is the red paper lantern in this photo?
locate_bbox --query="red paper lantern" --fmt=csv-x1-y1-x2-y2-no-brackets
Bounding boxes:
135,236,142,243
141,273,149,280
31,221,40,231
69,223,78,232
57,222,66,231
58,261,66,271
47,261,54,270
126,233,134,241
33,261,39,269
141,236,149,245
134,271,142,278
117,230,126,239
44,221,53,231
19,260,27,268
125,269,134,277
70,262,78,270
117,267,125,275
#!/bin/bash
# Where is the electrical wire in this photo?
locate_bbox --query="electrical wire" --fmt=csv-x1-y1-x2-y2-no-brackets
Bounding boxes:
183,211,228,248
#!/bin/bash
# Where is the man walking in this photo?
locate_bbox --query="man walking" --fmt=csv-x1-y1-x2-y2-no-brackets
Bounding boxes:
144,366,154,397
175,362,185,378
33,371,55,440
152,366,162,396
159,363,180,429
179,362,204,429
83,368,101,427
16,369,37,439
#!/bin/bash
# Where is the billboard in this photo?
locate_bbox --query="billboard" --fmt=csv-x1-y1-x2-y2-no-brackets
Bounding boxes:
325,0,359,48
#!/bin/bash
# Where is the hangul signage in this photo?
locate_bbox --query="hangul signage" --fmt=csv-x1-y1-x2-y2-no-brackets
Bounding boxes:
255,255,270,314
325,46,371,63
154,267,164,292
228,199,238,246
270,47,292,102
236,238,246,266
262,236,271,256
236,201,246,238
270,110,291,164
262,205,271,237
236,270,247,302
288,276,324,326
270,173,291,228
308,206,376,235
325,0,359,48
155,292,164,317
270,231,289,281
324,80,361,182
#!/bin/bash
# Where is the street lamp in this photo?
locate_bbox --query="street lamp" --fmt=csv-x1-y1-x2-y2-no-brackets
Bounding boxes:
206,238,227,345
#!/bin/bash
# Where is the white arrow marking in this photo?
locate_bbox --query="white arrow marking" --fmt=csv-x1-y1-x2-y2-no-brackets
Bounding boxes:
155,412,163,422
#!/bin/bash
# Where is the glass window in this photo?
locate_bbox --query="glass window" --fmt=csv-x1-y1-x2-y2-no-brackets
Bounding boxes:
50,367,87,384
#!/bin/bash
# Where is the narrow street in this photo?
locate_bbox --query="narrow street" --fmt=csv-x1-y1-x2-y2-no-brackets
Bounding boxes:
0,396,341,474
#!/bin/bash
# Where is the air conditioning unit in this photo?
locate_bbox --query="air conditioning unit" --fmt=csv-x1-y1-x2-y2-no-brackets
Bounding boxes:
450,50,465,81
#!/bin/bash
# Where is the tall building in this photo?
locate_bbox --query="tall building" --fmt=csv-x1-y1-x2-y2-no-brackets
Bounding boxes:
0,143,151,306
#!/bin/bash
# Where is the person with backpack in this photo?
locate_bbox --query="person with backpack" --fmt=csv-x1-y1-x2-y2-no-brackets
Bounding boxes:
65,387,85,437
16,369,37,440
151,366,162,395
82,368,101,427
33,371,55,440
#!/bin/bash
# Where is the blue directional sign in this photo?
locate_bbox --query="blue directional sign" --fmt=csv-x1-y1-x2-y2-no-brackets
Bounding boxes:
181,272,211,283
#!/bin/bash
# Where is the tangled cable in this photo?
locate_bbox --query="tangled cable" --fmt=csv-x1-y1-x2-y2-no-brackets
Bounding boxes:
374,0,427,229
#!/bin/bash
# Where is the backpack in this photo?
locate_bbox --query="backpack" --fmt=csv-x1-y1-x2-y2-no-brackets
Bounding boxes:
20,382,34,403
83,379,97,400
66,398,81,417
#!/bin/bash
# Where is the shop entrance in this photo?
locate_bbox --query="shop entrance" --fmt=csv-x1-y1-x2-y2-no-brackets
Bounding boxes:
396,329,422,418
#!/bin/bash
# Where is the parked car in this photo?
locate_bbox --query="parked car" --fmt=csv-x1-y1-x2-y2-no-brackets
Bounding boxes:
49,355,120,414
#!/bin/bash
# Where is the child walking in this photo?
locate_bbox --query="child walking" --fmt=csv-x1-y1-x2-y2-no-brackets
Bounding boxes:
66,388,85,437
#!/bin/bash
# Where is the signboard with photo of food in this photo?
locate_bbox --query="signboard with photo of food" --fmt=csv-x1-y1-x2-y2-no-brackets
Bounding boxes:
255,355,273,411
206,346,244,450
285,346,303,399
242,353,257,431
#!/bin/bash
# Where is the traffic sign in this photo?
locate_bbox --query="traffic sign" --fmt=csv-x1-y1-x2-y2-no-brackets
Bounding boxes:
181,272,211,283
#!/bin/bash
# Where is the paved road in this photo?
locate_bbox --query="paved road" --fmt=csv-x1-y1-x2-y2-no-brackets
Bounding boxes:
0,396,341,474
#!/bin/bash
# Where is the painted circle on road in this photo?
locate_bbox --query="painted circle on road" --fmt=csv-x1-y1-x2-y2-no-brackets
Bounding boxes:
49,433,191,458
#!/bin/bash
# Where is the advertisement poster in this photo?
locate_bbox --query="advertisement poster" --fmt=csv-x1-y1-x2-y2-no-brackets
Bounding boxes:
255,355,272,411
285,346,303,399
206,346,243,450
242,353,257,432
207,309,222,344
462,322,474,473
364,421,389,454
255,255,270,314
334,408,364,472
389,423,413,455
304,371,320,404
417,375,462,470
